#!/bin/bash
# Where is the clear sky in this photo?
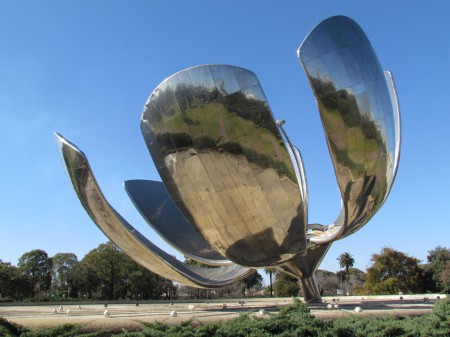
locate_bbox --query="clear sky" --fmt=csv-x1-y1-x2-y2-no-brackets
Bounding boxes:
1,1,449,284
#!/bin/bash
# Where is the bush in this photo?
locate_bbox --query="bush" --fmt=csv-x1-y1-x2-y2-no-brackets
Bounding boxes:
334,316,408,337
432,297,450,321
333,299,450,337
215,299,331,337
0,317,26,337
0,297,14,303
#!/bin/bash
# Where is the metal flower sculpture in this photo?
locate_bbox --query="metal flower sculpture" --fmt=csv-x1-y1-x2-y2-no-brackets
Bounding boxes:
56,16,400,302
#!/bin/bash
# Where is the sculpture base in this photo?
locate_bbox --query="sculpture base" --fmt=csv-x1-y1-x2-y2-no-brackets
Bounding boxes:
300,275,322,303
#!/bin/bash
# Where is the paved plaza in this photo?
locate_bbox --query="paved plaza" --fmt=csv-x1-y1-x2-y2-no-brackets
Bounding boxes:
0,294,445,331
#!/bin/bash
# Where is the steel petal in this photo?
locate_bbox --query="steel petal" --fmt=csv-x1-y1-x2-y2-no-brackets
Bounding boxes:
55,133,253,288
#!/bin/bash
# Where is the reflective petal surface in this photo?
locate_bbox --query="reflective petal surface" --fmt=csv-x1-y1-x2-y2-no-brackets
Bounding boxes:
383,71,401,198
275,243,331,302
55,133,253,288
124,179,230,265
298,16,401,241
141,65,307,267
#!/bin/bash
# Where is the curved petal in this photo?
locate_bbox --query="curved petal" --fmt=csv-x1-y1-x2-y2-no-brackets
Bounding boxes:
341,71,402,239
124,179,230,266
298,16,400,242
276,123,309,222
55,133,253,288
383,70,401,199
288,144,308,216
141,65,307,267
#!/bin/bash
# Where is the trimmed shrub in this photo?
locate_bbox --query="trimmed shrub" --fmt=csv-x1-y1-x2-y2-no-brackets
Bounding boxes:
0,317,26,337
432,297,450,321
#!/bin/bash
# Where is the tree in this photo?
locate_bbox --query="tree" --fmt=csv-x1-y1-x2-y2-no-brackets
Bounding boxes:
362,247,422,295
264,268,275,298
126,261,176,300
214,283,242,298
51,253,78,294
18,249,53,297
67,260,100,299
241,270,263,296
337,252,355,295
157,276,178,300
421,264,437,293
346,268,366,294
78,242,177,300
337,252,355,274
315,269,339,296
439,261,450,293
273,272,300,297
82,242,132,300
335,268,366,295
427,246,450,292
0,260,32,300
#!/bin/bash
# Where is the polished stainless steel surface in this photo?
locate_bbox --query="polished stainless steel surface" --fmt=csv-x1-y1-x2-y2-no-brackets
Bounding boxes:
275,243,331,301
56,15,401,303
124,179,230,266
141,65,307,267
55,133,252,288
298,15,401,242
383,71,401,199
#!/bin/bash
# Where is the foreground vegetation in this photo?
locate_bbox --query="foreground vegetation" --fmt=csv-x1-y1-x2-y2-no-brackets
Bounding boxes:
1,298,449,337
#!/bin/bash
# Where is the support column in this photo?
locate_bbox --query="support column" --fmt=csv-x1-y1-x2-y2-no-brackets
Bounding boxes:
300,274,322,303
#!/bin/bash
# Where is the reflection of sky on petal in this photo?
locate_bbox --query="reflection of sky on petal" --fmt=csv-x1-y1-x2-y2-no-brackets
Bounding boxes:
306,23,336,57
154,81,169,102
298,38,319,62
375,117,387,145
144,100,163,128
188,66,216,91
322,50,355,89
385,115,396,163
159,82,180,124
365,80,385,122
234,67,259,90
176,70,192,88
303,57,330,82
242,85,266,102
210,66,240,95
385,76,400,162
169,73,189,103
347,83,370,121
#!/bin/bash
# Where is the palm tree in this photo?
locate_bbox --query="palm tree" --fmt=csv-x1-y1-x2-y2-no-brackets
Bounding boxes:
337,252,355,274
264,268,274,298
337,252,354,295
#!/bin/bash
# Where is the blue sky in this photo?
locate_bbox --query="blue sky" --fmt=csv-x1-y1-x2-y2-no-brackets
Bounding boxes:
1,1,449,283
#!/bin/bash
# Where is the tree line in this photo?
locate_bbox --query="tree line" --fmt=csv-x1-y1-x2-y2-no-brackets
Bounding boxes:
0,244,448,302
271,246,450,297
0,242,177,301
0,242,263,302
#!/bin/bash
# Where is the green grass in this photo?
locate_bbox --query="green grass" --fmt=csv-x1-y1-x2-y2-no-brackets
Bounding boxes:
1,298,449,337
